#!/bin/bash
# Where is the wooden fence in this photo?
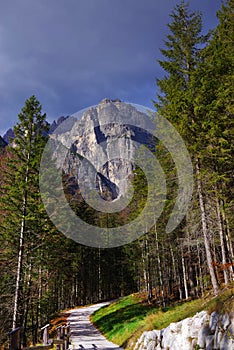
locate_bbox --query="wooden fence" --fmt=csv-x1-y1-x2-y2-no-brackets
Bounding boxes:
8,323,71,350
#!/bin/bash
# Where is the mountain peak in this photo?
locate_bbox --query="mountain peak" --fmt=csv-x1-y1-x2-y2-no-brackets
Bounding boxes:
3,128,14,144
50,100,156,203
100,98,121,104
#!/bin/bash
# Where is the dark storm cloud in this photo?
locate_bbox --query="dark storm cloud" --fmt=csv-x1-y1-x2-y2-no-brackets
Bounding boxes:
0,0,220,135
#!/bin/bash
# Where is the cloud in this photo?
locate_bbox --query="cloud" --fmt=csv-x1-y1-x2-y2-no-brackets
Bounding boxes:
0,0,220,135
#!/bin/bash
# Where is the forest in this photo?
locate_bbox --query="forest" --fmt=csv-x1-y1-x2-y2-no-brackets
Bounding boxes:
0,0,233,347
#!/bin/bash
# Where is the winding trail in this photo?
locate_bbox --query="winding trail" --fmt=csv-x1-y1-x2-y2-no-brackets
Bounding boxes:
67,302,124,350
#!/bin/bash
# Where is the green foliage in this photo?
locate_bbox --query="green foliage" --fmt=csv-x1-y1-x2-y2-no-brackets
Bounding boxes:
194,0,234,181
154,0,234,295
155,1,208,145
0,95,50,339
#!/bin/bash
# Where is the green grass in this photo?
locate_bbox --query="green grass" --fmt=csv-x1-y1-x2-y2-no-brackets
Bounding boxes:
91,287,234,349
91,294,156,347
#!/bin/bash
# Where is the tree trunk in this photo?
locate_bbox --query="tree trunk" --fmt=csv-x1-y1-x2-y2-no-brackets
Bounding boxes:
22,258,32,346
186,228,195,296
12,140,31,330
197,240,204,296
196,158,219,294
180,241,189,299
12,189,27,329
221,201,234,281
169,243,182,299
215,188,229,284
141,246,148,293
145,237,152,302
98,247,102,300
154,223,165,306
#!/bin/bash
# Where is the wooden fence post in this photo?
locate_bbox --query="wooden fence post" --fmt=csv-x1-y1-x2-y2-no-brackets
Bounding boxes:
41,324,50,346
64,326,68,350
61,326,65,350
65,323,70,350
8,327,21,350
8,322,70,350
56,326,62,350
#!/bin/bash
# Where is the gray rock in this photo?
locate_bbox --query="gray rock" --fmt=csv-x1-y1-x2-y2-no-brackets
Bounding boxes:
220,330,234,350
134,310,233,350
206,334,214,350
210,311,220,333
197,324,211,349
51,99,156,202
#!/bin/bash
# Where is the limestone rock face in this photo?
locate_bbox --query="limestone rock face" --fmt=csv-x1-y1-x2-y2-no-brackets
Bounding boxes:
50,99,155,200
134,310,234,350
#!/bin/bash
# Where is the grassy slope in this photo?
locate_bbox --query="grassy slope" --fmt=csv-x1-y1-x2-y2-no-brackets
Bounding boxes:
91,287,234,349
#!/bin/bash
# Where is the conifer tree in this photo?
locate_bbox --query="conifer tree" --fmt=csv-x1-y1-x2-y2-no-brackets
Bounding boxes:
155,1,220,294
194,0,234,282
0,96,49,332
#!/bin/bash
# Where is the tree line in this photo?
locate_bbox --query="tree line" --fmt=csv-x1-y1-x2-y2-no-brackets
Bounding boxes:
0,0,233,347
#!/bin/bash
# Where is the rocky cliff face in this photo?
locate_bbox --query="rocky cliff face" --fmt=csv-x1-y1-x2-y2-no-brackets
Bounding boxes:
1,98,156,204
50,99,155,201
2,99,156,204
134,310,234,350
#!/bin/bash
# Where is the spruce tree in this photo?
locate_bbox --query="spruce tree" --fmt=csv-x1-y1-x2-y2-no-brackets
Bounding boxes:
155,1,220,294
194,0,234,282
0,96,49,332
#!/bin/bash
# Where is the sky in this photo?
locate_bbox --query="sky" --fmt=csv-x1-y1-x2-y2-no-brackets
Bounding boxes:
0,0,221,136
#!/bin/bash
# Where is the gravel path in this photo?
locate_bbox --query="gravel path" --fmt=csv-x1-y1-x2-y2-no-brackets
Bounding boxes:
67,302,124,350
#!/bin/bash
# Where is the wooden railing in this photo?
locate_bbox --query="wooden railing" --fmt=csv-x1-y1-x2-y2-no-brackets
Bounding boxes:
8,324,71,350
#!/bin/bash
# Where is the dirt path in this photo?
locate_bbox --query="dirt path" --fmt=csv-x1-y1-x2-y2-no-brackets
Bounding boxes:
67,302,124,350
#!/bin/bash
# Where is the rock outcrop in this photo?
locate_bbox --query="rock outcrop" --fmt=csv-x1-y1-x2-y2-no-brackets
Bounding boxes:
134,310,234,350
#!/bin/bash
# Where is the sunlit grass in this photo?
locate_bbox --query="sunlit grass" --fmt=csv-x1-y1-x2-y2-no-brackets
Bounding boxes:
91,287,234,349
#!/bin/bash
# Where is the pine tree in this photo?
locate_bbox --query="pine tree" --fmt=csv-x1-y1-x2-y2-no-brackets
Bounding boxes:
193,0,234,283
0,96,49,333
154,1,220,294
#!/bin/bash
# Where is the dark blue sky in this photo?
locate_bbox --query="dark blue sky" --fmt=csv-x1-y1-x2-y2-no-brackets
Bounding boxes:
0,0,221,135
